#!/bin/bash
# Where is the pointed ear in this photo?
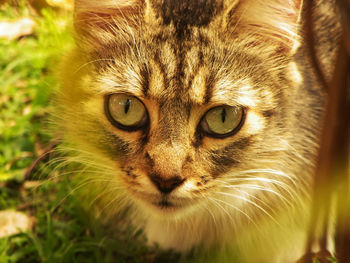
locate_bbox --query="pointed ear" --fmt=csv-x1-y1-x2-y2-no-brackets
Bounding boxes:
224,0,303,54
74,0,145,50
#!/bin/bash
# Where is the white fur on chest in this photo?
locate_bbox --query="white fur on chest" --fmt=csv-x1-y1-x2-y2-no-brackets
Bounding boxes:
133,200,310,263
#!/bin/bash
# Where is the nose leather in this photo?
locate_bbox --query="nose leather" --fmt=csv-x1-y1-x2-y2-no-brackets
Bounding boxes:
149,173,185,194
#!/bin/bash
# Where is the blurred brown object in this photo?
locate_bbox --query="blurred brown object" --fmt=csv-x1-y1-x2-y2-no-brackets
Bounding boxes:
334,1,350,262
0,17,35,40
303,0,350,262
0,0,18,6
338,0,350,58
28,0,52,12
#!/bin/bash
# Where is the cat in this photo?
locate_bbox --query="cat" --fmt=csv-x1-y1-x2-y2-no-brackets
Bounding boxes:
53,0,341,262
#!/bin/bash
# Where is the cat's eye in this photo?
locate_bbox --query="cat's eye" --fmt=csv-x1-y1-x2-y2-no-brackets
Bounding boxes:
105,94,148,131
200,106,244,138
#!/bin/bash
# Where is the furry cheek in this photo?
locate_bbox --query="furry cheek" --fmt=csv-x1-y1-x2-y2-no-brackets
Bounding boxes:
244,111,265,135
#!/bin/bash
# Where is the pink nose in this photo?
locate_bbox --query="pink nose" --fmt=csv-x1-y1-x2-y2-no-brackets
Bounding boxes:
148,173,185,194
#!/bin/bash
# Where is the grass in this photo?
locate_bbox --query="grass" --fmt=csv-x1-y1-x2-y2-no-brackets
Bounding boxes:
0,3,184,262
0,3,69,182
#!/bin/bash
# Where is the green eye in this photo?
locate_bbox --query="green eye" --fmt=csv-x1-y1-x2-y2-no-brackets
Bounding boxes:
200,106,244,138
105,94,148,130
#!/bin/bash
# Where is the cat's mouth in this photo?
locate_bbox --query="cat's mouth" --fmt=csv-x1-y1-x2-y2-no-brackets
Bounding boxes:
152,198,177,209
143,194,192,213
128,187,195,214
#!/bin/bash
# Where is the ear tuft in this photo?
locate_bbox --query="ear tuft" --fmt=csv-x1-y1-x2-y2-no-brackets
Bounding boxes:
225,0,303,53
74,0,144,50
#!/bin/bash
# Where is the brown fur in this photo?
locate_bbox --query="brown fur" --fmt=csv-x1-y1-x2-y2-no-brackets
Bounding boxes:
53,0,341,262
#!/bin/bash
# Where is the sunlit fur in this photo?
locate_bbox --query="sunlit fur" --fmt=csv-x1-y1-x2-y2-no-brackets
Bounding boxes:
52,0,340,262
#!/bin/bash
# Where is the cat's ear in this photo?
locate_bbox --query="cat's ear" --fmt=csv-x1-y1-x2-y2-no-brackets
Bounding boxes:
74,0,145,50
223,0,303,54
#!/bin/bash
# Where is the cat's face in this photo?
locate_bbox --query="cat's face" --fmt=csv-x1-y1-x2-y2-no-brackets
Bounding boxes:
96,34,286,215
58,0,310,220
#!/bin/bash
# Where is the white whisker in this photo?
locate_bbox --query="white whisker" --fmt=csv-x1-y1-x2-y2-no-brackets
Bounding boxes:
208,196,256,227
215,191,280,226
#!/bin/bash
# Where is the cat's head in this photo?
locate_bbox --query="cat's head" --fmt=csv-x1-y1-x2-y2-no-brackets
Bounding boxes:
57,0,311,221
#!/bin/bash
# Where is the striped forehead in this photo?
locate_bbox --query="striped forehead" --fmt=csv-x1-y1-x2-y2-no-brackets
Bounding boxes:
146,43,212,103
93,35,266,108
95,49,260,108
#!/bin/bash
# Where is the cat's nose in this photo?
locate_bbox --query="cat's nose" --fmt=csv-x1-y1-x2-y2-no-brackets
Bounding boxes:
148,173,185,194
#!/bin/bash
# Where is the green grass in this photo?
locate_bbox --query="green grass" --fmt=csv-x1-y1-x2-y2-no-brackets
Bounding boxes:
0,3,183,262
0,3,70,182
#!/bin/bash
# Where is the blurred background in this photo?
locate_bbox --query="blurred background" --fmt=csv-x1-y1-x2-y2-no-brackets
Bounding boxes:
0,0,72,183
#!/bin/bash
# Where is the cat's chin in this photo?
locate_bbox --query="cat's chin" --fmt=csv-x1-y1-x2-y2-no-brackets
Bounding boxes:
147,202,196,219
133,194,196,218
150,200,183,213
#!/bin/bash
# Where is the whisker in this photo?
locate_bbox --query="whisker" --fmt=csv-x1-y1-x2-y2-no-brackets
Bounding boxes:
233,169,297,186
73,58,116,74
208,196,257,227
220,183,293,208
97,191,130,218
88,185,125,208
215,191,280,226
49,174,122,213
222,176,298,201
205,196,238,228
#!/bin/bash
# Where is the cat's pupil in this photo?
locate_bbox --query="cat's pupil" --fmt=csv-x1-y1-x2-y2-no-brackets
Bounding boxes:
221,108,226,123
124,99,131,114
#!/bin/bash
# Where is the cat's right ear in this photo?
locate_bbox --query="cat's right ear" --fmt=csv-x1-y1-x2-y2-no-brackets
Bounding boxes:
74,0,145,50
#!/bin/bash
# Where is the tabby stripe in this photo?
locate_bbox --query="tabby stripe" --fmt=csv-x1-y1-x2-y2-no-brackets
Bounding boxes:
141,64,150,97
188,50,206,104
262,109,275,118
152,51,169,96
204,72,216,104
97,125,131,158
210,136,252,177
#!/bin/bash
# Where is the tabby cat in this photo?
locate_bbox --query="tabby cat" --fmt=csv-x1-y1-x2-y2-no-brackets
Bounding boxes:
54,0,340,262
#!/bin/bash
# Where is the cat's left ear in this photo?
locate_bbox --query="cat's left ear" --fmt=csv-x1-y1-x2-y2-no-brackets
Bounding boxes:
223,0,303,54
